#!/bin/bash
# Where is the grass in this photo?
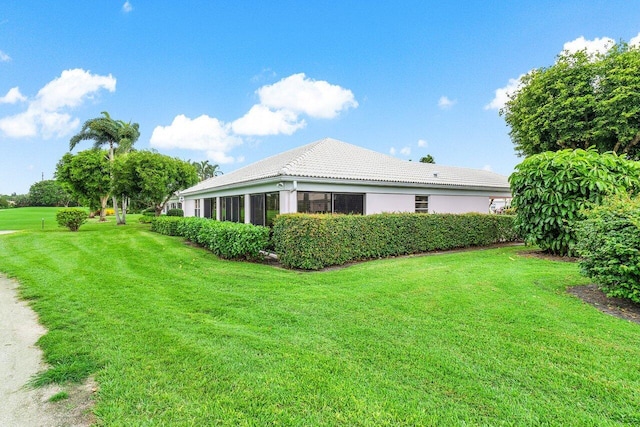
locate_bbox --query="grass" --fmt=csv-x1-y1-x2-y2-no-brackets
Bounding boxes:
1,207,639,425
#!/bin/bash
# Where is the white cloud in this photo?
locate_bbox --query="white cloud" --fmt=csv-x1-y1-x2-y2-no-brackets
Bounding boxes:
0,68,116,139
153,73,357,161
417,139,427,148
389,147,396,155
150,114,243,164
400,146,411,156
0,87,26,104
630,32,640,47
122,1,133,13
438,96,456,110
562,36,614,56
484,74,525,111
232,104,305,136
257,73,358,119
482,164,493,172
0,50,10,62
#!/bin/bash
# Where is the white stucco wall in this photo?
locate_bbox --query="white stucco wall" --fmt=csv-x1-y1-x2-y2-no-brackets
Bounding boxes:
365,193,415,214
429,195,490,214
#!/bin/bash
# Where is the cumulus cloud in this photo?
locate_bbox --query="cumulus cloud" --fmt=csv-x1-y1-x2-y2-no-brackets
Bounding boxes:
417,139,427,148
389,147,396,155
438,96,456,110
257,73,358,119
0,50,10,62
562,36,614,56
630,32,640,47
400,146,411,156
0,87,26,104
232,104,305,136
153,73,357,162
122,1,133,13
482,164,493,172
0,68,116,139
485,74,526,111
150,114,243,164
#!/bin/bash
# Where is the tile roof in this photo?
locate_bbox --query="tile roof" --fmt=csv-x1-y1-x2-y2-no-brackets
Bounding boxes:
181,138,510,194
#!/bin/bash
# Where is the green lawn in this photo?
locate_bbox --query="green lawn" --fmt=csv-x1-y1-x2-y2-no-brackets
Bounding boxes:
1,207,639,425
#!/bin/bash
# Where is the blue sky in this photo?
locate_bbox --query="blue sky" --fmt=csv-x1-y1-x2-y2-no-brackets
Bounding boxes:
1,1,639,195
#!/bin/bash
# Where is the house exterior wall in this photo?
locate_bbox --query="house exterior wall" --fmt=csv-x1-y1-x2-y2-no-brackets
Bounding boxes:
365,193,415,214
429,195,489,214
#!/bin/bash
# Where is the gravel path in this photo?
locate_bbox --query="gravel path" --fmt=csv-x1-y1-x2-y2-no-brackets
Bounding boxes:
0,274,95,426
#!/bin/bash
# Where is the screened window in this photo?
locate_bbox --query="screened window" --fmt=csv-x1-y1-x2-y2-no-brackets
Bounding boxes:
333,193,364,215
415,195,429,213
249,192,280,226
297,192,364,215
221,196,245,223
265,192,279,226
297,192,331,214
204,198,216,219
250,194,265,226
194,199,201,217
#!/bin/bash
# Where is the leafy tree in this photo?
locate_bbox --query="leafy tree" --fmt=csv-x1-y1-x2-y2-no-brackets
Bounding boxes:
192,160,222,181
113,151,199,216
69,112,140,225
509,148,640,256
28,180,75,207
56,150,112,221
419,155,435,164
501,43,640,159
0,196,9,209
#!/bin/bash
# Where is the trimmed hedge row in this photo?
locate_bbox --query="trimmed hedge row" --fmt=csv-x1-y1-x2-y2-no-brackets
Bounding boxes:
273,213,519,270
151,216,270,260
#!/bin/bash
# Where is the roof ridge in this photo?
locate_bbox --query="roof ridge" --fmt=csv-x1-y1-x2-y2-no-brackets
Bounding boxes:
279,138,330,175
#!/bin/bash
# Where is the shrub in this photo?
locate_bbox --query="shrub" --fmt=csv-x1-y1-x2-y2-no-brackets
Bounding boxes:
105,208,115,216
576,195,640,303
167,208,184,217
151,217,270,260
272,213,519,270
509,148,640,256
56,208,88,232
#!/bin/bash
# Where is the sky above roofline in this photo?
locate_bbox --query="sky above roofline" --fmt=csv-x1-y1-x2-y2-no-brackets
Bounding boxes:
1,1,639,194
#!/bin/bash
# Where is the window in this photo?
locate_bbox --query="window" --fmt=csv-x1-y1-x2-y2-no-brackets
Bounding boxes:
265,192,279,226
297,192,364,215
333,193,364,215
249,192,280,226
298,192,331,214
221,196,245,223
415,195,429,213
204,198,216,219
194,199,201,217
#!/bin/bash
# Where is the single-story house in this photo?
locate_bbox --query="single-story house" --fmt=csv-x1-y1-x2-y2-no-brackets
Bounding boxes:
175,138,512,226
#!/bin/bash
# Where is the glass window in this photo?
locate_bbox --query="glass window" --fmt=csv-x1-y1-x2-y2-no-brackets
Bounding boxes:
194,199,201,217
250,194,265,226
333,193,364,214
221,196,244,223
297,192,331,214
265,192,280,226
415,195,429,213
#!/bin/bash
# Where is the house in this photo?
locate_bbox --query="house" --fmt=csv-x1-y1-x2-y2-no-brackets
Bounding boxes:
177,138,512,226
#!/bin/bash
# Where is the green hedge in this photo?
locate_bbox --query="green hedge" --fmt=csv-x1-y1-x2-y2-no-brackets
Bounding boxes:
273,213,519,270
151,216,270,260
55,208,88,232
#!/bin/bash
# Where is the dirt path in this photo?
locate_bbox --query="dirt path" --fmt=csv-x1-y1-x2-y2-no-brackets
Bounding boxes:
0,274,95,426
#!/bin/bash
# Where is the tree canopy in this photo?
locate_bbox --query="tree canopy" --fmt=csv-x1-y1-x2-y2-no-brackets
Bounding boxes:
192,160,222,181
501,42,640,159
112,151,199,215
55,150,112,221
28,180,75,207
69,112,140,224
419,155,435,164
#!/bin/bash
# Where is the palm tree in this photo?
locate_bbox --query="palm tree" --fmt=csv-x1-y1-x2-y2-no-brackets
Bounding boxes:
419,155,435,164
192,160,223,181
69,112,140,225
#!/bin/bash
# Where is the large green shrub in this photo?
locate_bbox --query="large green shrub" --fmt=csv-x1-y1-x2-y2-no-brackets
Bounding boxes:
166,208,184,217
151,216,270,260
576,195,640,303
509,149,640,256
272,213,519,270
55,208,88,232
